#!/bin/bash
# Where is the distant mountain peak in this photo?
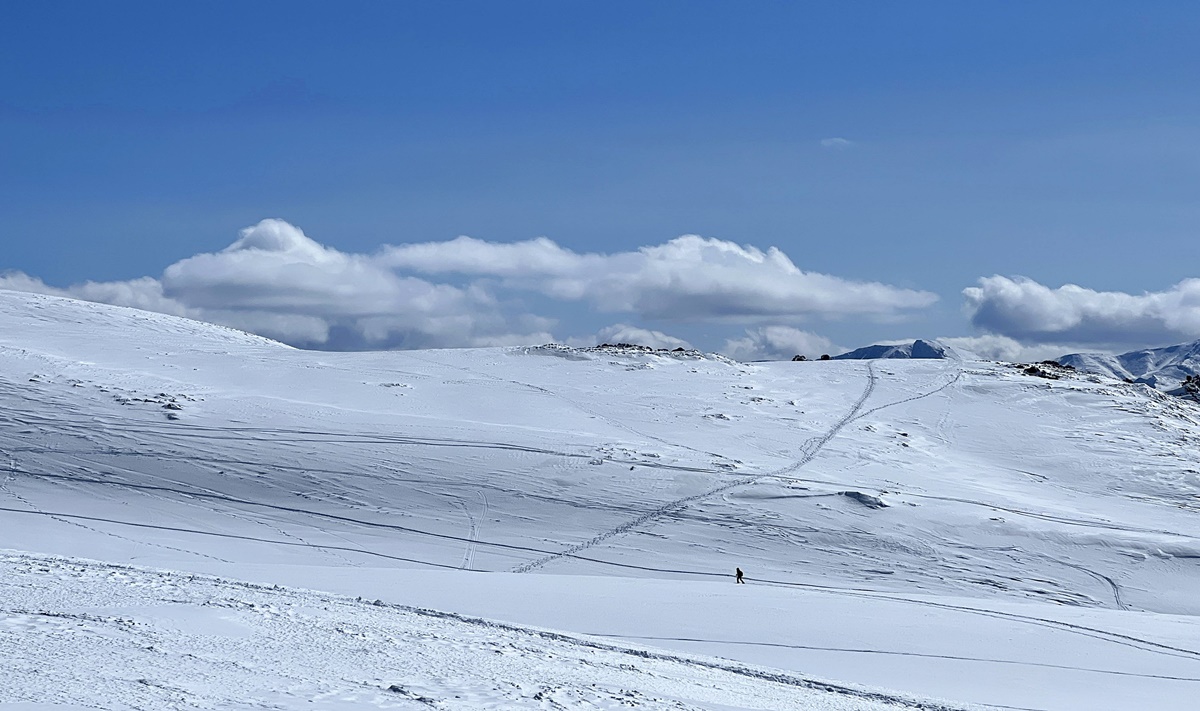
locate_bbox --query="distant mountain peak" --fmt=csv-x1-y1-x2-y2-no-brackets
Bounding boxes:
832,339,954,360
1059,338,1200,390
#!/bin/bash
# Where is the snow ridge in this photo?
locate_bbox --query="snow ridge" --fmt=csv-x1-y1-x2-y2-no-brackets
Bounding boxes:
1060,339,1200,389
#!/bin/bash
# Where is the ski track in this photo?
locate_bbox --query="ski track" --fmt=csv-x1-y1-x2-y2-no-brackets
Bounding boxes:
5,357,985,580
1026,551,1128,612
597,634,1200,683
0,456,232,565
12,412,720,475
2,500,1198,667
8,295,1200,710
0,357,1187,630
512,362,879,573
457,491,487,571
5,485,1193,672
401,350,734,462
54,453,363,568
0,505,465,570
2,467,610,563
512,360,975,575
0,549,984,711
848,368,963,426
746,579,1200,663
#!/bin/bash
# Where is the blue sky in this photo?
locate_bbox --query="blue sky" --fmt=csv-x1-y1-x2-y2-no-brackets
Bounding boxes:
3,2,1200,359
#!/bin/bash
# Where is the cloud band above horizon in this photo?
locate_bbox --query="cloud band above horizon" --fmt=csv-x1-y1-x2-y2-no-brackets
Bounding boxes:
0,219,935,356
963,275,1200,352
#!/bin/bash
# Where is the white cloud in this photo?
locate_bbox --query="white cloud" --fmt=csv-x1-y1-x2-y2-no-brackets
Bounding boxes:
1,221,530,350
155,219,537,348
465,330,558,348
163,219,424,315
721,326,836,362
379,235,578,277
566,324,693,350
386,233,936,322
938,334,1069,362
963,275,1200,348
203,309,333,345
0,272,63,296
0,219,938,352
0,272,191,317
820,137,855,149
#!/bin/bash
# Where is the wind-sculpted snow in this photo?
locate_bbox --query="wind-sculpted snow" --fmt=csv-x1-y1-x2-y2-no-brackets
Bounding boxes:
2,552,946,711
3,290,1200,710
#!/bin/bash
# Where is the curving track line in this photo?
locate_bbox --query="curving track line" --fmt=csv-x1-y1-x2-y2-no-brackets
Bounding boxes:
596,633,1200,683
847,361,963,426
512,362,879,573
0,550,987,711
3,503,1198,666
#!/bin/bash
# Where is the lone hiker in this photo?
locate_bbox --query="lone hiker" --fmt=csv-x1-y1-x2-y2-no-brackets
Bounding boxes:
735,567,745,584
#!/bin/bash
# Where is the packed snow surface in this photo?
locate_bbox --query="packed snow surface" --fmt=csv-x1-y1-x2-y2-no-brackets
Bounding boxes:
3,290,1200,710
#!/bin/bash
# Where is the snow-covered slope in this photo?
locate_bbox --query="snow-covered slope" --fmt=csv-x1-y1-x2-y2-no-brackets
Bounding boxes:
1060,340,1200,389
3,290,1200,710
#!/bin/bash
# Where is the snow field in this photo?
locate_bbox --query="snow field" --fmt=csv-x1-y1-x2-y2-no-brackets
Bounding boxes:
1,552,961,711
3,290,1200,709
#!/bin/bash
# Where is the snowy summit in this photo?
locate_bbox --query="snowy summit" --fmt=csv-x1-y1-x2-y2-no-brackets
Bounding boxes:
1060,340,1200,390
832,339,955,360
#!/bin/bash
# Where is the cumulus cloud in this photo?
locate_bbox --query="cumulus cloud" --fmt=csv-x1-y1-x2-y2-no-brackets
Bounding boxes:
205,310,333,345
0,272,192,319
721,326,836,362
379,236,577,277
1,219,936,352
164,220,434,315
1,221,523,350
963,275,1200,349
159,220,534,348
385,233,936,321
937,334,1070,362
0,272,63,297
